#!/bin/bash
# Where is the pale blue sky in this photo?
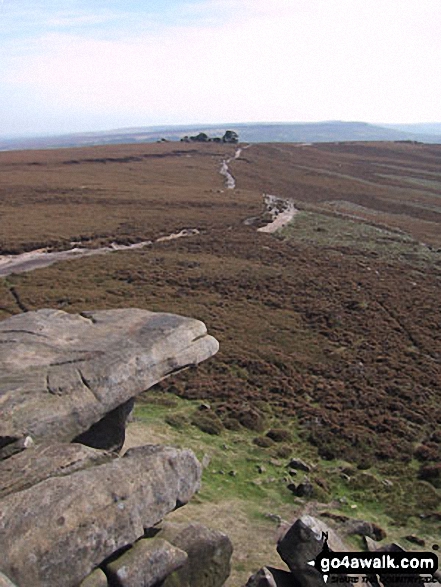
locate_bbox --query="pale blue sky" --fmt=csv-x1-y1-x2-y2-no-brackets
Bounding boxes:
1,0,440,137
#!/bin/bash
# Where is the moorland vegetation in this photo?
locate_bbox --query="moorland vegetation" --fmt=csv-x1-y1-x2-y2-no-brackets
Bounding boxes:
0,140,439,584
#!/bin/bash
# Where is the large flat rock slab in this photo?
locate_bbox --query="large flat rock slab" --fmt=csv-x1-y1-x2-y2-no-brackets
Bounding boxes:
0,308,219,450
0,444,201,587
0,442,114,499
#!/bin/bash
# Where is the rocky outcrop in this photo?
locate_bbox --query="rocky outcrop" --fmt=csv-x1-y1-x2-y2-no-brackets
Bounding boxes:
276,517,328,587
245,514,439,587
0,308,229,587
0,442,114,499
0,308,218,456
0,442,201,587
245,515,371,586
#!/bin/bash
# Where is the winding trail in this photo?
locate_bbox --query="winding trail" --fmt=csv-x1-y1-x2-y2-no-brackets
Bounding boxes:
0,229,200,278
219,146,298,233
1,144,298,278
219,147,245,189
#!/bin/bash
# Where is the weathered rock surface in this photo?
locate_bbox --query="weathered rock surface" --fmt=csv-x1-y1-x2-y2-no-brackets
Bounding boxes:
0,572,17,587
0,307,230,587
277,517,326,587
344,518,386,541
158,521,233,587
0,308,219,453
246,514,436,587
287,458,312,473
0,442,114,499
245,567,278,587
294,515,348,553
244,566,296,586
78,569,109,587
0,444,201,587
106,537,188,587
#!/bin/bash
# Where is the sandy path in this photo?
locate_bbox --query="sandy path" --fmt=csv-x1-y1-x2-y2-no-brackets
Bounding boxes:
0,229,200,278
219,147,245,189
257,195,298,233
0,244,149,277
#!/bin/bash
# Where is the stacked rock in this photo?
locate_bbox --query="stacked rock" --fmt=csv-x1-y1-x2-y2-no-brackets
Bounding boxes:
0,309,231,587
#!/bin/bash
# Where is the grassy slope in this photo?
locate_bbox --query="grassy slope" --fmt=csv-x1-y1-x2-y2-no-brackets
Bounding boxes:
126,391,440,586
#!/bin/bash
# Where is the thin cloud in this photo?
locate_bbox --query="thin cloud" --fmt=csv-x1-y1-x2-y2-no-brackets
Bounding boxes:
1,0,441,135
47,13,119,28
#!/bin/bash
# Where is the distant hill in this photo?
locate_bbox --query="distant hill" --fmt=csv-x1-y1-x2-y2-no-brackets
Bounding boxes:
1,121,441,151
382,122,441,136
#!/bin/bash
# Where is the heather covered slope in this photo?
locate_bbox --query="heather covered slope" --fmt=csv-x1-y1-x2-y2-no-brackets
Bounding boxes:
230,141,441,246
0,141,440,543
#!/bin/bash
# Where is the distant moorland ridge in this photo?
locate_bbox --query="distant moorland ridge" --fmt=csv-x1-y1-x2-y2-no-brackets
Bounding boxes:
2,120,441,151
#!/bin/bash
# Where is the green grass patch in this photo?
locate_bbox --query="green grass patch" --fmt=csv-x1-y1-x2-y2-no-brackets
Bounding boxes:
280,210,440,266
131,390,441,553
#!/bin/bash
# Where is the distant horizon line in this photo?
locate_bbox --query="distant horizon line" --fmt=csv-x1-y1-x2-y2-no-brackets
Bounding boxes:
3,119,441,141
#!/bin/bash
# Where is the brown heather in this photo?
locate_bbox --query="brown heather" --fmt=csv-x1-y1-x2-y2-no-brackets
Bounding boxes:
0,140,440,469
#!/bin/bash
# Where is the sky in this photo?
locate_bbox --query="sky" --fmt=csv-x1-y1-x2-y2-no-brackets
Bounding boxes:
1,0,440,137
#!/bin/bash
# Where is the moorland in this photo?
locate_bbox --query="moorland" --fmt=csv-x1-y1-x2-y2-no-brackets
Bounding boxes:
0,140,440,584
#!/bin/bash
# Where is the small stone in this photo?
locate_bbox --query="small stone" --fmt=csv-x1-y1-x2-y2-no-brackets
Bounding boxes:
245,567,277,586
0,436,34,461
286,458,311,473
228,470,237,477
404,535,426,547
198,402,211,411
345,519,386,541
264,513,282,525
295,480,314,498
201,454,211,469
257,465,266,474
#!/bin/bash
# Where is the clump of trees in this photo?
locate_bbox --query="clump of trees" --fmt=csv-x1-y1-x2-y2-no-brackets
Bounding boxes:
181,130,239,143
222,130,239,143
